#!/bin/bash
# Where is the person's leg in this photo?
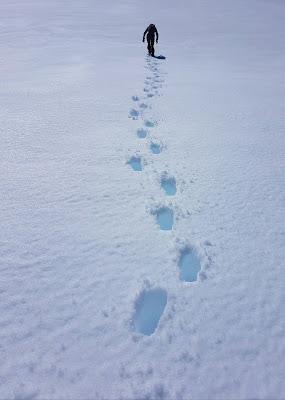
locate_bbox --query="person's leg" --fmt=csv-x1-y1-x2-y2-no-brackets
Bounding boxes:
150,37,155,56
147,38,151,54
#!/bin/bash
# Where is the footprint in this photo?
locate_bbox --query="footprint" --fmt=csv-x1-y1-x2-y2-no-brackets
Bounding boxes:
127,156,142,171
154,207,173,230
129,109,139,119
133,288,167,336
144,120,155,128
132,95,139,102
178,247,201,282
150,142,162,154
147,93,154,98
137,128,147,139
139,103,148,109
143,88,150,93
161,175,177,196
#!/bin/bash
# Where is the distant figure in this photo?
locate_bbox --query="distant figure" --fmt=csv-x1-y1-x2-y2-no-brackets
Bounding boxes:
143,24,159,57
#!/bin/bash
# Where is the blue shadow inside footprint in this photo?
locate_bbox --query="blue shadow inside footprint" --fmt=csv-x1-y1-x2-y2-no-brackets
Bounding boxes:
139,103,148,109
150,142,161,154
179,248,201,282
137,128,147,139
156,207,173,230
133,288,167,336
161,177,176,196
129,109,139,119
144,120,155,128
128,156,142,171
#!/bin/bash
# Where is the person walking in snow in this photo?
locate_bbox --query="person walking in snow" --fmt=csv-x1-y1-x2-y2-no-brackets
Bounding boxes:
143,24,159,57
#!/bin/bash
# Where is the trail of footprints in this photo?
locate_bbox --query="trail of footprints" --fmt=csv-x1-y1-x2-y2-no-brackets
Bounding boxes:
127,57,207,336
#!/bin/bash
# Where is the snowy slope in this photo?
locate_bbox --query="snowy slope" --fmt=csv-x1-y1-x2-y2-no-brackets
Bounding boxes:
1,0,285,398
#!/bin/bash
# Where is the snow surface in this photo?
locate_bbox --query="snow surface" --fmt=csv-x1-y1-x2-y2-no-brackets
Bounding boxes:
1,0,285,398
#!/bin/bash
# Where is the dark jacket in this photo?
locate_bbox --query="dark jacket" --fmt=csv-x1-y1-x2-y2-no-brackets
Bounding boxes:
143,24,159,42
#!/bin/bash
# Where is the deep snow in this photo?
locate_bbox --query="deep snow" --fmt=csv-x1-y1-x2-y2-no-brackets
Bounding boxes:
1,0,285,399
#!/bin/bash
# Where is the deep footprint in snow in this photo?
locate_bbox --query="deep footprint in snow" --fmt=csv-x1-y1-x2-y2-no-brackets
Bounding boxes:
137,128,147,139
150,142,162,154
139,103,148,109
128,156,142,171
133,288,167,336
144,120,155,128
178,248,201,282
154,207,173,230
147,93,154,98
129,109,139,119
132,95,139,102
161,175,177,196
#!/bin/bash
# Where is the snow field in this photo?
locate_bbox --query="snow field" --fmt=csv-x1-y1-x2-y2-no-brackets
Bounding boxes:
1,0,285,397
